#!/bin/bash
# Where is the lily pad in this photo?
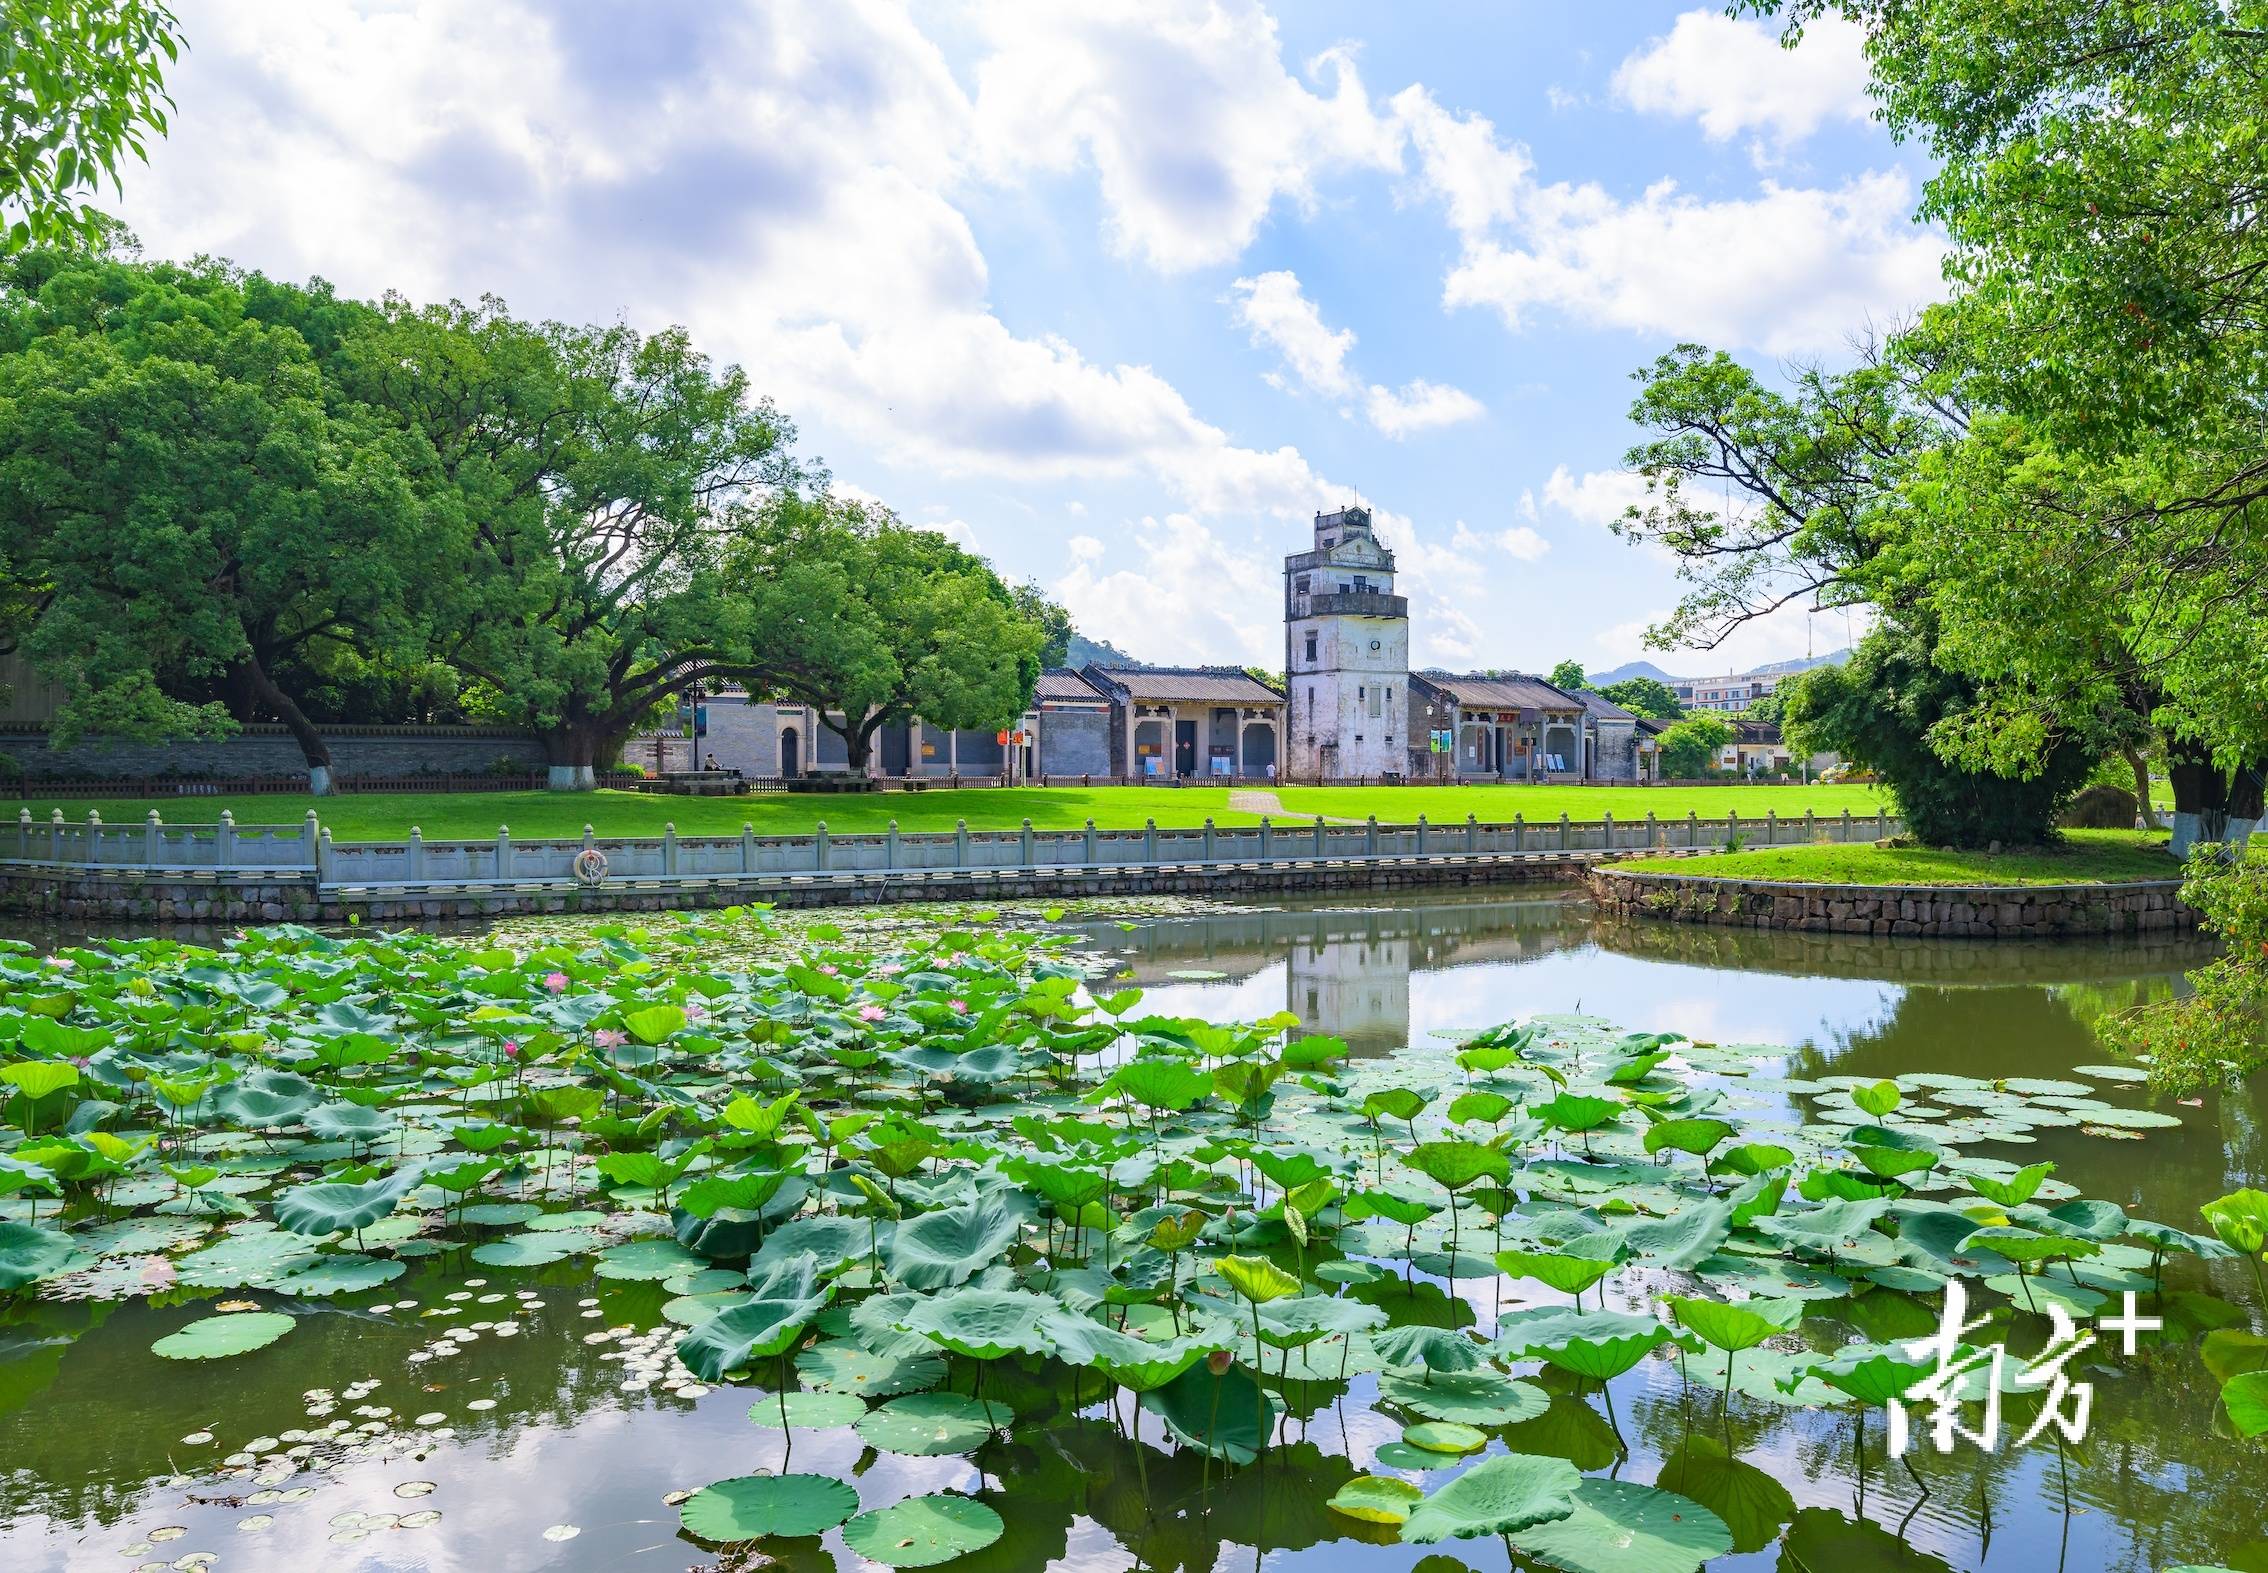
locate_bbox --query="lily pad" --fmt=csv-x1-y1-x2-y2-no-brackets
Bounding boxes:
841,1494,1005,1568
854,1391,1012,1455
152,1311,295,1361
678,1473,859,1542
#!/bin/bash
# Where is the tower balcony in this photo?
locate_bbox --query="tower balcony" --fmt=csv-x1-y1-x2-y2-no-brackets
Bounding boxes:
1290,590,1408,619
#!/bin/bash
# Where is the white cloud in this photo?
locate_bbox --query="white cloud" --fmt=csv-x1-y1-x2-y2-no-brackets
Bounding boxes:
1612,12,1871,159
971,0,1401,272
1228,270,1358,397
1051,513,1283,664
1364,378,1485,438
1444,170,1944,355
1389,85,1529,239
1495,525,1551,562
1450,519,1549,562
1228,270,1481,437
1541,464,1650,528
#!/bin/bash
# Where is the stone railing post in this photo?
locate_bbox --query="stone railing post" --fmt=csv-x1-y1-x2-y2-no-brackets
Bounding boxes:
317,827,334,882
1766,808,1778,845
1804,809,1817,842
17,807,32,860
1259,816,1272,861
216,809,236,872
304,809,321,871
1466,813,1478,853
1687,809,1698,848
1601,809,1613,849
1084,817,1099,863
1020,817,1035,867
742,822,757,873
884,820,898,870
85,810,102,868
1646,810,1658,848
1365,815,1379,856
1313,816,1326,857
145,810,162,866
661,822,679,876
496,825,514,879
1840,808,1852,841
1559,811,1570,850
407,827,425,881
812,821,828,872
1416,814,1428,855
1202,817,1216,862
1145,817,1159,863
955,818,971,867
1513,813,1525,853
1726,811,1739,848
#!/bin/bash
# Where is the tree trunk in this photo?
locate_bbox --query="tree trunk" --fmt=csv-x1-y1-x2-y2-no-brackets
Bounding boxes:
2121,744,2162,831
2167,737,2233,858
2226,758,2265,854
541,726,600,791
227,655,336,795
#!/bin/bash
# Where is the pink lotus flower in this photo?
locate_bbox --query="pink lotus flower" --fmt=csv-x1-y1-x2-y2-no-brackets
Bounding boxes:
819,964,840,977
876,963,903,976
502,1040,520,1058
949,999,969,1015
593,1029,627,1049
45,956,73,970
544,971,569,993
685,1002,709,1022
858,1005,886,1022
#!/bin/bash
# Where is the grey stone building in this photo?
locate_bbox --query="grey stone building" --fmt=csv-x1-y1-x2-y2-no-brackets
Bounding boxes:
1405,672,1597,781
1079,666,1286,780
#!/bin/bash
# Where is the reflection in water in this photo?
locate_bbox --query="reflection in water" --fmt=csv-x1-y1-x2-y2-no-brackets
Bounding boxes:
3,891,2263,1573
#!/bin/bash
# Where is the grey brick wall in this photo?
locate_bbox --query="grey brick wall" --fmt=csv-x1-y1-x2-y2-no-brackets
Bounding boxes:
1039,709,1111,775
700,699,780,776
4,729,546,781
1590,720,1638,782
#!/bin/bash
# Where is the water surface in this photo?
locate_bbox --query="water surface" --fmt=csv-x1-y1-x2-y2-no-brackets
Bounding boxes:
2,890,2261,1573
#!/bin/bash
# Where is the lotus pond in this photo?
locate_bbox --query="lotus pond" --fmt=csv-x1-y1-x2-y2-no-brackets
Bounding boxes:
1,890,2263,1573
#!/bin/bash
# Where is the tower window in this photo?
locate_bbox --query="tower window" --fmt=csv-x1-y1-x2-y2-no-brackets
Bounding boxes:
1353,575,1369,592
1304,632,1317,662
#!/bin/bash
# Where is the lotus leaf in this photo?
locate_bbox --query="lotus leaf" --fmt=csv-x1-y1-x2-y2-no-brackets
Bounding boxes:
854,1391,1012,1455
151,1310,294,1360
679,1473,858,1542
841,1494,1004,1568
1401,1451,1581,1543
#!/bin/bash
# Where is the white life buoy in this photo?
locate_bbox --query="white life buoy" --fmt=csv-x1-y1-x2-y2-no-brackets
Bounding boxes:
572,847,609,886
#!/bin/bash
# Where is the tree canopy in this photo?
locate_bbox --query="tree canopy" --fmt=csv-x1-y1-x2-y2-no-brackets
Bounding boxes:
727,495,1049,771
1546,659,1589,693
1596,677,1683,721
0,251,427,787
1,0,181,250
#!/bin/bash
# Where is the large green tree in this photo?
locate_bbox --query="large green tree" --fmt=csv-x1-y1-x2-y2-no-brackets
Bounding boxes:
726,494,1048,773
345,296,800,787
1,0,182,250
1596,676,1683,720
1737,1,2268,846
0,250,426,790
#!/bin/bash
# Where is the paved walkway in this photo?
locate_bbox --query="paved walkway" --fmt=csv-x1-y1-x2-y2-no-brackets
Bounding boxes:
1228,789,1362,824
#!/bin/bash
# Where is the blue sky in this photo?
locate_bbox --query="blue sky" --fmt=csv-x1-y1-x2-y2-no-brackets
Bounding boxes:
110,1,1934,678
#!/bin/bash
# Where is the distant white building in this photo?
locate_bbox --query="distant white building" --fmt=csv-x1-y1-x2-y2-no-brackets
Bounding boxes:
1672,670,1783,713
1284,506,1410,782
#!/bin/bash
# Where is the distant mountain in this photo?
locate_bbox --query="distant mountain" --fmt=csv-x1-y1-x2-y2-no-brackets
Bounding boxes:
1746,650,1851,677
1589,650,1851,685
1586,658,1677,686
1064,630,1142,669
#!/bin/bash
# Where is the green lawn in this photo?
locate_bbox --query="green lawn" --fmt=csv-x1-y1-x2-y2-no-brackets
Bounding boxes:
13,781,1891,842
1615,828,2182,887
1272,782,1892,824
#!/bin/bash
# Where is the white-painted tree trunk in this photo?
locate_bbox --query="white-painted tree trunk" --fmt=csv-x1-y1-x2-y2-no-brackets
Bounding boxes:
307,765,333,797
547,763,596,791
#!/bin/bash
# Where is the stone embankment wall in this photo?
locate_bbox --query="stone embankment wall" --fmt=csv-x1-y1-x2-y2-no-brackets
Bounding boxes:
1,854,1611,925
1586,867,2195,938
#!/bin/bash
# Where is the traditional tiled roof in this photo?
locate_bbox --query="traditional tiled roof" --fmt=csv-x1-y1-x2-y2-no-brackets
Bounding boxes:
1033,668,1107,703
1083,666,1285,704
1731,720,1784,744
1570,689,1640,722
1410,671,1586,712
